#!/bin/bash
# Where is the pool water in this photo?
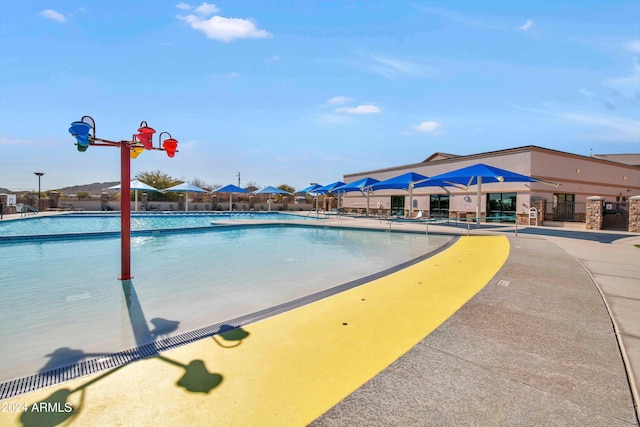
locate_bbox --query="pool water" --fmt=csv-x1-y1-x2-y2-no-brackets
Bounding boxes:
0,212,312,237
0,225,450,383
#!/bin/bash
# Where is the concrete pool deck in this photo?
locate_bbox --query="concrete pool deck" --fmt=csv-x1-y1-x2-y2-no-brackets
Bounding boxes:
0,214,638,425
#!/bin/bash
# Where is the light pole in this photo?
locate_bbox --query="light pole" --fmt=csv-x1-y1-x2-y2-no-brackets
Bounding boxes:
69,116,179,280
34,172,44,211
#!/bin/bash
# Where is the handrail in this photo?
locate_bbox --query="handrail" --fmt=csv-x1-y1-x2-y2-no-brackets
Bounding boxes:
464,216,517,236
20,204,39,216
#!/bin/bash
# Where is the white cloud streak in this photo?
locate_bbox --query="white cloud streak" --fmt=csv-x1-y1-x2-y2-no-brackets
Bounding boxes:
39,9,66,23
335,105,381,115
507,102,640,143
325,96,354,106
367,54,438,79
560,112,640,143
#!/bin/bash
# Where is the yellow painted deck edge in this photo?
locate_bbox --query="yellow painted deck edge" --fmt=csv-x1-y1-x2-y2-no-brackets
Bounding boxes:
1,236,509,427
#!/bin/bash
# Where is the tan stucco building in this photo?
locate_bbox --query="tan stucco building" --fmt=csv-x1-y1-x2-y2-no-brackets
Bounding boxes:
340,146,640,229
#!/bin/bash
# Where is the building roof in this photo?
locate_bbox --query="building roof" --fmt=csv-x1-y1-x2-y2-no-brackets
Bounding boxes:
344,145,640,179
592,154,640,167
422,152,461,162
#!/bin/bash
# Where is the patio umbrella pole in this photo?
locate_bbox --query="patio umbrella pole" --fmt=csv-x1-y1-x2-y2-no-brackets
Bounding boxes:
409,184,414,218
366,191,370,217
476,176,482,225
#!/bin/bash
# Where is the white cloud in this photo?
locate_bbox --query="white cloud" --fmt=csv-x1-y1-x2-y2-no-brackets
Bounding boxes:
623,39,640,53
507,102,640,143
39,9,66,23
194,2,219,17
325,96,354,106
178,14,272,42
412,121,441,133
176,2,192,10
0,135,30,146
410,5,499,30
366,54,438,79
518,20,533,31
335,105,381,114
266,55,280,62
211,72,240,79
561,112,640,143
606,60,640,94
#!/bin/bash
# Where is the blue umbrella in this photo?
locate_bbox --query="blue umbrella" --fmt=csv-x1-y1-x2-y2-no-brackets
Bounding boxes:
313,181,347,213
163,182,207,212
422,163,557,220
370,172,431,217
314,181,346,194
339,177,380,192
253,186,292,211
252,185,291,195
298,183,324,194
339,178,380,216
108,180,160,212
213,184,249,212
297,184,324,214
370,172,429,191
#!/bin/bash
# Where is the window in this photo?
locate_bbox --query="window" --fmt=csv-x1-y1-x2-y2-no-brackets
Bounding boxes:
486,192,516,222
430,194,449,218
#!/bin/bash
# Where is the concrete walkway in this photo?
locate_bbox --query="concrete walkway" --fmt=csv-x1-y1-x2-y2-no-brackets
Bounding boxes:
313,220,640,426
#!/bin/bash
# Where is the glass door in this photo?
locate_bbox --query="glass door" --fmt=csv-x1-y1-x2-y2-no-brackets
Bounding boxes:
390,196,405,216
486,192,516,222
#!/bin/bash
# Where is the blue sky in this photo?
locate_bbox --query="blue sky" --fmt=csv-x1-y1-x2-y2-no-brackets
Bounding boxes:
1,1,639,192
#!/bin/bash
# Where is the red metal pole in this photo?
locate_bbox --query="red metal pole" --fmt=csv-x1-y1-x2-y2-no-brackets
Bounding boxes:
119,141,132,280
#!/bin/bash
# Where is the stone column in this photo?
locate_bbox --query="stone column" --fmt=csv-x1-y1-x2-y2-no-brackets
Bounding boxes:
282,196,288,211
49,191,59,209
0,194,6,217
585,196,604,230
141,193,148,211
628,195,640,233
178,194,185,211
100,192,108,211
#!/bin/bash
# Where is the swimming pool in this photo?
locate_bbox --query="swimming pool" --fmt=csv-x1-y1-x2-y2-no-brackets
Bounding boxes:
0,223,452,387
0,211,313,238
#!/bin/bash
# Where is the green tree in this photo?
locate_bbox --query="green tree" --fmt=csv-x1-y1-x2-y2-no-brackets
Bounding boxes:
278,184,295,194
274,184,296,203
134,170,180,201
